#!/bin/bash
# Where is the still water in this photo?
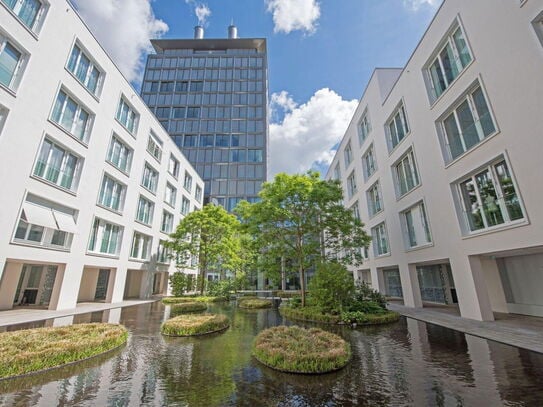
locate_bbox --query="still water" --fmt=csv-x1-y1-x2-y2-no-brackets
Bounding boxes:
0,301,542,406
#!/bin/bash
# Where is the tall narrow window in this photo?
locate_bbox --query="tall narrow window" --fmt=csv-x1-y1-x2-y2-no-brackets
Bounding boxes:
386,104,409,151
106,135,132,173
67,44,103,95
402,201,432,249
161,210,174,233
147,132,162,162
426,25,472,100
457,159,524,233
440,84,496,161
168,154,180,178
367,181,383,218
362,145,377,181
130,232,152,260
141,163,158,193
116,97,138,135
51,89,92,142
1,0,43,31
98,174,126,212
333,163,341,181
347,171,357,199
344,141,353,168
195,185,202,203
394,149,420,197
183,171,193,192
88,218,123,256
136,195,154,225
358,110,371,146
164,182,177,207
371,223,389,256
181,196,190,215
34,138,81,191
0,39,23,90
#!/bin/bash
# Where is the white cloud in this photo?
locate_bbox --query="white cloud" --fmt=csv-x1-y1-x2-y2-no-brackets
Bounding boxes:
403,0,440,11
266,0,321,34
186,1,211,26
72,0,168,83
269,89,358,176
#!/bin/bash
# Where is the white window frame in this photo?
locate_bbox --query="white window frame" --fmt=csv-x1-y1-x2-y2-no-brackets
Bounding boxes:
116,96,139,136
358,109,371,146
130,231,152,261
344,141,353,168
0,35,27,92
33,137,82,192
51,88,94,143
147,132,163,162
87,217,123,256
66,41,104,97
400,201,432,250
106,134,133,174
346,170,357,200
157,240,171,264
161,210,174,233
181,196,190,216
141,162,159,194
362,144,377,181
0,0,47,33
393,148,420,198
97,173,126,213
164,182,177,208
371,222,390,257
532,11,543,47
168,154,180,179
136,195,154,226
385,102,410,152
195,185,202,203
183,171,193,193
366,181,383,218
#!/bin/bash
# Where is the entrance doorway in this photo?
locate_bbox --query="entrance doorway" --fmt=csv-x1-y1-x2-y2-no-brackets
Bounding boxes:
383,268,403,298
14,264,58,307
417,264,458,305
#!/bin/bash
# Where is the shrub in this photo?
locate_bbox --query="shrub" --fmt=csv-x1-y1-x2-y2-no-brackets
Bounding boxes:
252,326,351,374
170,302,207,316
0,323,127,379
279,305,341,324
341,311,400,326
169,272,195,296
239,299,272,309
347,300,386,314
161,314,229,336
206,279,235,297
308,263,355,313
162,296,228,304
276,290,301,298
354,282,387,310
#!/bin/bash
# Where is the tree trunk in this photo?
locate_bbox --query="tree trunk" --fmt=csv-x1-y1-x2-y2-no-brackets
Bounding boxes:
300,264,306,307
281,256,286,291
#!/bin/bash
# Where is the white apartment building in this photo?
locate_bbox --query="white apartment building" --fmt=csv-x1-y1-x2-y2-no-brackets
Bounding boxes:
327,0,543,321
0,0,203,311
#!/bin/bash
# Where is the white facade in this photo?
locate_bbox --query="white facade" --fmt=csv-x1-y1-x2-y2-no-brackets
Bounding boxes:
327,0,543,321
0,0,203,311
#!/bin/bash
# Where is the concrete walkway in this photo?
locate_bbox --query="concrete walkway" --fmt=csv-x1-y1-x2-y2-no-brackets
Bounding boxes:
388,303,543,354
0,299,157,327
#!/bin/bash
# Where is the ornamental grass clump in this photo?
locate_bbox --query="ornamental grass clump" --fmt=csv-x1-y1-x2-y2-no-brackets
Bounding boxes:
238,298,272,309
162,296,227,305
170,301,207,316
0,323,128,379
161,314,229,337
253,325,351,374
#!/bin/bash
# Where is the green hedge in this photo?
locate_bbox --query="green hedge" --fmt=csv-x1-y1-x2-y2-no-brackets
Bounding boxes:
253,325,351,374
162,296,228,304
239,298,272,309
0,323,127,379
161,314,229,337
341,311,400,326
279,306,341,324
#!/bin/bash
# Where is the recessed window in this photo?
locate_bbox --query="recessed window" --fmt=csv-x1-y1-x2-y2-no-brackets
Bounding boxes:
394,149,420,197
344,141,353,168
168,154,180,178
1,0,45,32
532,11,543,47
457,159,524,233
0,37,25,91
362,144,377,181
161,210,174,233
332,163,341,181
159,81,174,93
350,201,360,221
439,84,496,162
358,109,371,146
130,232,152,260
106,134,132,174
136,195,154,225
88,217,123,256
14,199,76,251
371,222,389,257
426,23,472,101
386,103,410,152
195,185,202,203
164,182,177,207
141,162,158,194
183,171,193,192
401,201,432,249
34,138,82,192
157,240,171,264
347,170,357,200
67,43,103,96
147,132,162,162
366,181,383,218
51,89,93,143
98,174,126,212
181,196,190,215
116,97,139,135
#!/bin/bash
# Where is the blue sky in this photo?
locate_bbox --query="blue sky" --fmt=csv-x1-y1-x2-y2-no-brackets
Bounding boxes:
73,0,442,175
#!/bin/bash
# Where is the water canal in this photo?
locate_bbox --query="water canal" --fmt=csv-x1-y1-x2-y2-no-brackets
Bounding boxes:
0,301,542,406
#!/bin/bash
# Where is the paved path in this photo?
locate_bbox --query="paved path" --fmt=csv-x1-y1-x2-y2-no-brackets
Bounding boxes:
0,299,157,327
388,303,543,354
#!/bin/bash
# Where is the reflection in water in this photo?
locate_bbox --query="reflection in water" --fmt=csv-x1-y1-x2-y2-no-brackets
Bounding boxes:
0,301,542,406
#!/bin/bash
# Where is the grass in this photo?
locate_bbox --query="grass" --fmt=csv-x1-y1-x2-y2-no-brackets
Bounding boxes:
253,325,351,374
170,301,208,316
279,306,342,324
162,296,228,304
161,313,230,337
341,310,401,326
276,290,302,298
238,298,272,309
0,323,127,379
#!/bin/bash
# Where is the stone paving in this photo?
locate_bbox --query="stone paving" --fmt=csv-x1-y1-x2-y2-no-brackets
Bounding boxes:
0,299,157,327
388,303,543,354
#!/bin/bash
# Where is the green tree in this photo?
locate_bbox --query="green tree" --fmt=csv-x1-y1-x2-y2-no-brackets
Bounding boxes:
308,262,355,313
167,204,241,294
236,171,371,307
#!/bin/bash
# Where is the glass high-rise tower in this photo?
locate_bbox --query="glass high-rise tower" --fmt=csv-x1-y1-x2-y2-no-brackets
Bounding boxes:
141,26,268,211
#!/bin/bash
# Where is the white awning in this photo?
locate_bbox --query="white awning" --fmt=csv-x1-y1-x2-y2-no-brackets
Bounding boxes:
22,204,58,230
53,210,78,234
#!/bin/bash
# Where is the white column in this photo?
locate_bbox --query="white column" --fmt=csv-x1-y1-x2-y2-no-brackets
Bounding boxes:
52,262,84,310
399,263,423,308
0,261,23,310
110,267,128,303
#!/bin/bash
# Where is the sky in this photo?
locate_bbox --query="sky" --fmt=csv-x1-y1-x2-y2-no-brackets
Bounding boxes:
72,0,442,177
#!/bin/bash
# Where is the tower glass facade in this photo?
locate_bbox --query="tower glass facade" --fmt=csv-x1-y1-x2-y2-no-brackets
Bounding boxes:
141,35,268,211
